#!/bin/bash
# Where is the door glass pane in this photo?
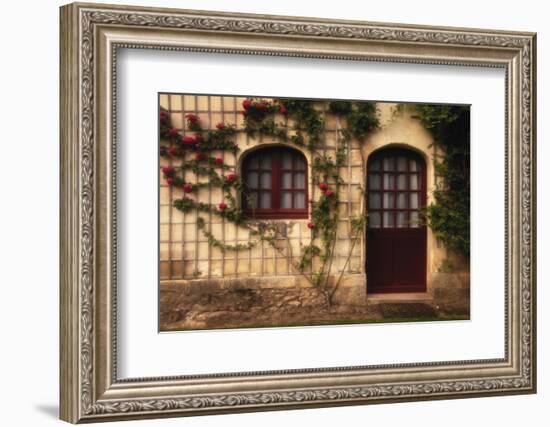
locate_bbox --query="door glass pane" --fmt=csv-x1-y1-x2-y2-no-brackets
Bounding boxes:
260,192,271,208
369,174,381,190
369,212,381,228
410,211,420,227
396,212,407,228
246,172,258,189
383,157,394,171
281,172,292,189
397,174,407,190
294,193,306,209
383,212,394,228
383,174,394,190
410,174,419,190
260,155,271,169
281,192,292,208
383,193,394,209
369,193,381,209
397,192,407,209
282,152,292,169
295,156,305,170
294,172,305,189
410,193,419,209
397,156,408,171
409,158,418,171
260,172,271,189
370,159,381,171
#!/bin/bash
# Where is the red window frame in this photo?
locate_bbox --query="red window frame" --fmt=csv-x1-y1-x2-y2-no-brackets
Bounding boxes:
242,147,308,219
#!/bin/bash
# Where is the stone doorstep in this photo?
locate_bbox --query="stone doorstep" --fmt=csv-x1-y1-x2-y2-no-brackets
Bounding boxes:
367,292,433,304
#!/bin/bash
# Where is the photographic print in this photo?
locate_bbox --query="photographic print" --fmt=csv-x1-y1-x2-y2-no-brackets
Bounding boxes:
159,94,470,331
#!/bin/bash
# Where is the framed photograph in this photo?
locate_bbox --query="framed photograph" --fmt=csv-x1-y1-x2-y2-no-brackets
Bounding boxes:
60,2,536,423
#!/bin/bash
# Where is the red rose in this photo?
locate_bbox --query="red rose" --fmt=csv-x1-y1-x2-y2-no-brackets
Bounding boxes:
225,173,237,183
279,105,288,116
168,147,178,156
257,101,268,111
319,183,329,191
194,134,203,143
161,166,174,175
183,183,193,193
185,113,199,124
168,128,179,137
160,111,168,122
166,177,174,186
324,190,334,197
182,135,196,145
195,152,205,161
216,122,225,130
307,222,315,229
242,99,252,110
214,157,224,166
218,202,228,210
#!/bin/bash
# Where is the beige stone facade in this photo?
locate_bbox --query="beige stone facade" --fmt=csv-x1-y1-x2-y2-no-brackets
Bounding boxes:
159,94,469,329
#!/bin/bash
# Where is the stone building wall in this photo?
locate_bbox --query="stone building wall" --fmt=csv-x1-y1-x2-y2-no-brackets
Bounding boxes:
159,94,364,295
159,94,469,314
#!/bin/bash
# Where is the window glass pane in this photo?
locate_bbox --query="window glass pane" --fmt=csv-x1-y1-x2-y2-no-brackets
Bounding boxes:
383,212,394,228
383,193,394,209
248,192,258,208
410,193,419,209
295,156,305,170
281,172,292,189
383,174,394,190
369,193,381,209
410,174,419,190
397,192,407,209
246,172,258,189
397,156,408,171
282,152,292,169
248,156,259,169
260,192,271,208
369,174,381,190
260,155,271,169
397,174,407,190
397,212,407,228
383,157,394,171
281,192,292,208
260,172,271,189
369,212,381,228
409,158,418,172
294,172,305,189
294,193,305,209
410,211,420,227
370,159,381,171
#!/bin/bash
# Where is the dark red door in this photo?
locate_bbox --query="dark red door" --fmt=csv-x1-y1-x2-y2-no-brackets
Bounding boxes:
366,148,427,293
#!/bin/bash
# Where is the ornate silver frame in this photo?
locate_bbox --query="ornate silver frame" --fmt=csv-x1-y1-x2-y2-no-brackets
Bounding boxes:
60,2,536,423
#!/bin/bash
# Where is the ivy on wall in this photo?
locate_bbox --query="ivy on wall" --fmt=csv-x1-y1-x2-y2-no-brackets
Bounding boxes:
160,98,379,305
407,104,471,259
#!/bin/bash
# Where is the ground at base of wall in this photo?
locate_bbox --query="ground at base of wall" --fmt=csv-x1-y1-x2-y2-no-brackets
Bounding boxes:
160,283,469,332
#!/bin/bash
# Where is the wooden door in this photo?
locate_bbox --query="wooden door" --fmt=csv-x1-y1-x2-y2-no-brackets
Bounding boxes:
366,148,427,293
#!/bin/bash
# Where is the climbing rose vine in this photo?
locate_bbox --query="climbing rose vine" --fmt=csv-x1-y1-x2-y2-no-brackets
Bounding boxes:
160,98,379,305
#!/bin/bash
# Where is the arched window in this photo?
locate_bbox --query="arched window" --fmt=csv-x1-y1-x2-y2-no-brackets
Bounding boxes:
242,147,308,219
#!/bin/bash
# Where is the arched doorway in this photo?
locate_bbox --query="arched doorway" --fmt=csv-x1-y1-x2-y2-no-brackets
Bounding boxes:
366,147,427,293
